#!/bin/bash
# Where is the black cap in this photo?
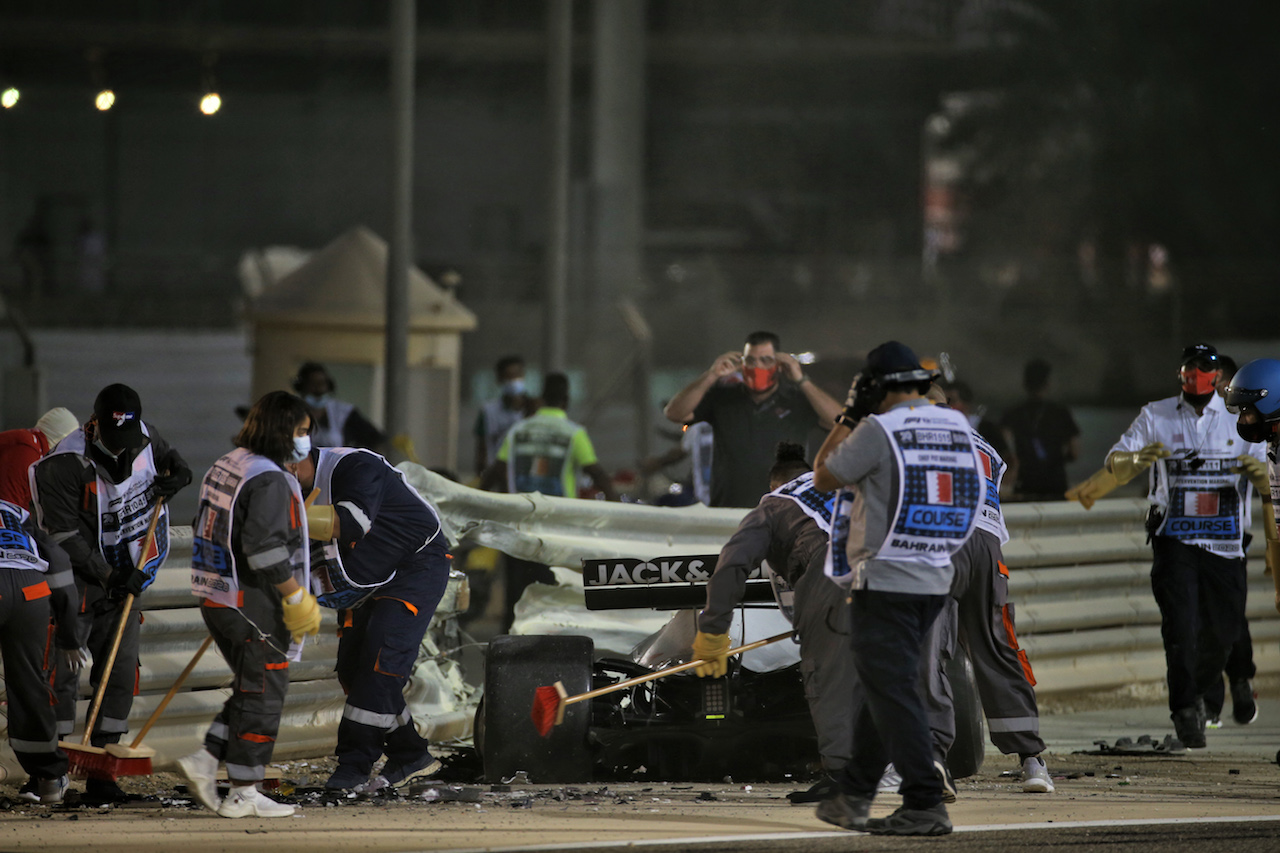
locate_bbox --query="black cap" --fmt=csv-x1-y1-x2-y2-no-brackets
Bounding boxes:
93,383,144,451
866,341,939,385
1181,342,1220,369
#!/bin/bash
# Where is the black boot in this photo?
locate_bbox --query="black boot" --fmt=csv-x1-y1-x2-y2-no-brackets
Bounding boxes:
1172,706,1206,749
83,776,130,805
788,774,838,804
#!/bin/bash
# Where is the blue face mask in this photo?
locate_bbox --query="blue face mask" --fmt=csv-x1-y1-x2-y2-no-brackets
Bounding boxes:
303,393,330,408
287,434,312,463
501,379,526,397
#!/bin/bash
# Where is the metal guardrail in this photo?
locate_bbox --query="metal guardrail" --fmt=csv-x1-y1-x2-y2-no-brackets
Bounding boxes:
1003,498,1277,694
406,466,1277,699
3,481,1273,776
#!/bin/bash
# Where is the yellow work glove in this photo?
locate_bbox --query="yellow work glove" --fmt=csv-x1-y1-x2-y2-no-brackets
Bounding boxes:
690,631,732,678
1065,468,1120,510
306,503,338,541
1107,442,1171,485
281,589,322,642
1231,454,1270,495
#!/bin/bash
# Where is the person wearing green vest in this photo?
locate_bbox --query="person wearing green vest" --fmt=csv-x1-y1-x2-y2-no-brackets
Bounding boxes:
481,372,617,629
483,372,616,501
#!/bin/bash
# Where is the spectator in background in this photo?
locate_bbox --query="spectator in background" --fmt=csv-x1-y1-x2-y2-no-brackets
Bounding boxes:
944,381,1014,499
681,421,715,506
1000,359,1080,501
473,355,529,477
0,408,80,507
663,330,841,508
13,201,53,300
481,372,617,630
76,217,107,294
638,417,714,507
293,362,387,452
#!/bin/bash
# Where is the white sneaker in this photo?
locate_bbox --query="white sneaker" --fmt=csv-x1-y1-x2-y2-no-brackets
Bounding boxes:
217,785,295,819
37,775,69,804
876,763,902,794
176,749,222,813
1021,756,1055,793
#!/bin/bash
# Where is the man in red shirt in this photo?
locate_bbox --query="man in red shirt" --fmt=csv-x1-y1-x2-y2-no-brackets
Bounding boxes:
0,408,79,507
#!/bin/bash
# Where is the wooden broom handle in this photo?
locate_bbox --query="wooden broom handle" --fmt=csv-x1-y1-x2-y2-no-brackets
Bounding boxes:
562,630,794,708
129,635,214,749
81,500,165,747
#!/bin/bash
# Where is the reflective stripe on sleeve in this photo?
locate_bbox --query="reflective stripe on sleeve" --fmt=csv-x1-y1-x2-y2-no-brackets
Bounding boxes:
336,500,372,535
246,546,290,571
46,570,75,589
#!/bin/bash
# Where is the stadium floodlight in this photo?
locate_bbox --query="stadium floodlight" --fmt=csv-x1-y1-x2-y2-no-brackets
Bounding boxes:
199,91,221,115
95,89,115,111
1,87,19,109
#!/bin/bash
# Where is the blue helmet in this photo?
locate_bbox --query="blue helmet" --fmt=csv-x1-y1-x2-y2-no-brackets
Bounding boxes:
1224,357,1280,442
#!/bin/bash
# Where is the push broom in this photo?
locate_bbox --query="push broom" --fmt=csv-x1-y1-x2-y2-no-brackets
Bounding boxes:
61,501,165,779
531,630,793,737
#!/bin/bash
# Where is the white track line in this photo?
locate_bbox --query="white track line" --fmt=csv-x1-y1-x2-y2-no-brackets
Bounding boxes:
426,814,1280,853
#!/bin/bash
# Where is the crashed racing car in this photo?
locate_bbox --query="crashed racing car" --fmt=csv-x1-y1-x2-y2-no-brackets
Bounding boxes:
476,553,985,783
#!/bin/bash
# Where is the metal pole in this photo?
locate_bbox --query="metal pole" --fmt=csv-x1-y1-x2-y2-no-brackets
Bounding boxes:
385,0,415,438
544,0,572,373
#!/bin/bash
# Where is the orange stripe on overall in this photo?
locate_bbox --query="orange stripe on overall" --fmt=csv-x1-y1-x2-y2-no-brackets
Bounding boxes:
998,561,1036,687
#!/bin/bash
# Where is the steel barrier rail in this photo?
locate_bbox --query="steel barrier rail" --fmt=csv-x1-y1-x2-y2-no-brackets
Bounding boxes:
4,475,1276,776
400,467,1279,699
1001,497,1277,694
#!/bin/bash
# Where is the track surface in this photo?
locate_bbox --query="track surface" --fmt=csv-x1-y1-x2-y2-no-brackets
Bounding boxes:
6,698,1279,852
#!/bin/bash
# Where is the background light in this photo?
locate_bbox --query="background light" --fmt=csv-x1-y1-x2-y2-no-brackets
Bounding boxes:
95,89,115,111
199,92,221,115
1,87,19,109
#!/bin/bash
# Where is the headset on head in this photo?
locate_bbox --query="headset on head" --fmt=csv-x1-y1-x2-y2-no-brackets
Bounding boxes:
293,362,335,394
855,366,941,415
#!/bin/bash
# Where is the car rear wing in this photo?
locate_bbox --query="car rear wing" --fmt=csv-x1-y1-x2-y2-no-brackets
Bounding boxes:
581,555,775,611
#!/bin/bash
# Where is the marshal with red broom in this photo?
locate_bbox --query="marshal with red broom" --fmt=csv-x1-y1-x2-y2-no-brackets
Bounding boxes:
59,501,167,780
530,630,794,737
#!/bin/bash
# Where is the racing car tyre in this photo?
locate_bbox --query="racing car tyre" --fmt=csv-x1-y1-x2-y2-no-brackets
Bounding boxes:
945,649,986,779
481,634,594,783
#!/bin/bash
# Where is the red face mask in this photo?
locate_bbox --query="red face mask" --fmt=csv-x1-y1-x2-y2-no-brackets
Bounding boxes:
743,365,779,392
1180,367,1218,396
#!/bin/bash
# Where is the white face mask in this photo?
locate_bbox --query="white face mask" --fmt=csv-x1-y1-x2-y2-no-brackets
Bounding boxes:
287,434,312,463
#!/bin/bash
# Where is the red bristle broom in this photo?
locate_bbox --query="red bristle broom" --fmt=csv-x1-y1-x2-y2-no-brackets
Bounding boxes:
61,501,165,779
531,630,793,737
